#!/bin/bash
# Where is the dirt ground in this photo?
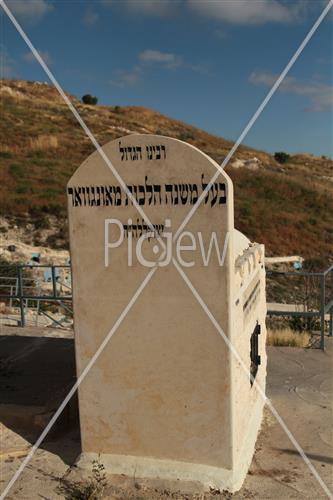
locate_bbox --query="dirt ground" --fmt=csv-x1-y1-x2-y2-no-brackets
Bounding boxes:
0,326,332,499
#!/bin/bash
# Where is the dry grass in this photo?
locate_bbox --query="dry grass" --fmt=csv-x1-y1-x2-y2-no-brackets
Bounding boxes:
267,328,310,347
0,79,332,257
29,135,59,151
0,144,11,153
0,144,19,156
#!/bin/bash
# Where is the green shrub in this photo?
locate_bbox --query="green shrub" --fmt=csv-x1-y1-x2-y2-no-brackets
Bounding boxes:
0,256,18,278
274,151,290,164
239,204,251,217
28,208,50,229
34,216,50,230
82,94,98,105
58,457,108,499
29,206,41,218
43,203,64,215
16,185,30,194
27,150,45,159
179,131,195,141
9,164,25,178
37,189,63,200
0,151,13,159
13,197,26,205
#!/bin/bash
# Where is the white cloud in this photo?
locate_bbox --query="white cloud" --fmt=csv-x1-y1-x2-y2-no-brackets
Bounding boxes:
100,0,318,23
111,48,210,87
124,0,173,16
139,49,211,74
139,49,183,68
249,71,333,112
110,65,142,87
23,49,52,65
187,0,309,25
100,0,174,16
6,0,53,23
82,7,99,27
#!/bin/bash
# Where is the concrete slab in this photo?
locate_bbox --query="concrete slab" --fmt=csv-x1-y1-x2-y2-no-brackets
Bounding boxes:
240,340,332,499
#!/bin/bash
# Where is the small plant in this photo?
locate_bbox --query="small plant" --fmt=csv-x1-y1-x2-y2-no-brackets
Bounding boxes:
33,230,43,246
29,208,50,230
82,94,98,105
41,203,64,216
46,227,69,250
239,204,252,217
274,151,290,164
59,457,108,499
9,163,25,178
42,188,63,197
0,151,13,159
113,105,121,113
179,131,195,141
16,183,33,194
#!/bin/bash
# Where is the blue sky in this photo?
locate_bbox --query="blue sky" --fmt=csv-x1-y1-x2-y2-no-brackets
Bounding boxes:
1,0,332,157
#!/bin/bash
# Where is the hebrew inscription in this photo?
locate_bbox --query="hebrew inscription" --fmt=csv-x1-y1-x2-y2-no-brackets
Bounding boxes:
119,142,166,161
123,219,164,240
68,174,226,208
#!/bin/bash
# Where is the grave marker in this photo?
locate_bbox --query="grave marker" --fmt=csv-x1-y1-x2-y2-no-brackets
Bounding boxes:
67,134,267,492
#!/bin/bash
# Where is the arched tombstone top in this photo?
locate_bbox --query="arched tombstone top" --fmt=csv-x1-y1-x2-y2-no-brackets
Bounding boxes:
67,134,235,272
67,133,235,324
69,134,233,192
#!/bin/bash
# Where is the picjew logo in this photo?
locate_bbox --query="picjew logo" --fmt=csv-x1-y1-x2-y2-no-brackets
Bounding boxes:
105,218,229,268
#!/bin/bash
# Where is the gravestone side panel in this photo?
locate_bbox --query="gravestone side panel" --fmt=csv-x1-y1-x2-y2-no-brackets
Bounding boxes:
231,242,267,489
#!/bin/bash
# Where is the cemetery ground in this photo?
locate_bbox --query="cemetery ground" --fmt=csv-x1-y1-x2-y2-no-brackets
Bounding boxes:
0,326,331,499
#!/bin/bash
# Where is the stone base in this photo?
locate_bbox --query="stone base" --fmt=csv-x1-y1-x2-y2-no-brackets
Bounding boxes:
77,399,264,494
77,452,234,493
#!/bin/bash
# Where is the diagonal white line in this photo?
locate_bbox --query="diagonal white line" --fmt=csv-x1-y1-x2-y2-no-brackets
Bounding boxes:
0,0,166,253
173,0,333,242
0,2,165,498
0,267,157,500
172,258,333,499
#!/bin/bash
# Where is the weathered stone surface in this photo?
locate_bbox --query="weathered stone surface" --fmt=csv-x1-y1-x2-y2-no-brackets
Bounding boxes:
67,135,267,492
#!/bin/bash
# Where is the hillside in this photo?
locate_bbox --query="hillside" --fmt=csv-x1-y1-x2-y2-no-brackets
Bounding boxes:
0,79,332,261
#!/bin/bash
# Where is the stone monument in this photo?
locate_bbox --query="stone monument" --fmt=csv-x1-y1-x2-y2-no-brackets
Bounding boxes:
67,134,267,492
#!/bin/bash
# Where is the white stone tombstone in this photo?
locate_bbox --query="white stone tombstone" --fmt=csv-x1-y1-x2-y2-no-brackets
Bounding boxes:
67,135,267,492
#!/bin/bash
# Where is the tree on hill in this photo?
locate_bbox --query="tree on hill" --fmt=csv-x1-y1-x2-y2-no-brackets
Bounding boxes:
274,151,290,164
82,94,98,105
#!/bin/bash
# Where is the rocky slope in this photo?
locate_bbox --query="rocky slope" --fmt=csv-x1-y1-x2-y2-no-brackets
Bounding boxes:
0,79,332,261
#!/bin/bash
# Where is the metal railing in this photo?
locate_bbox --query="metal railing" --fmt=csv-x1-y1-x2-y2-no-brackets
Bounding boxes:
267,264,333,350
0,264,72,328
1,263,332,347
